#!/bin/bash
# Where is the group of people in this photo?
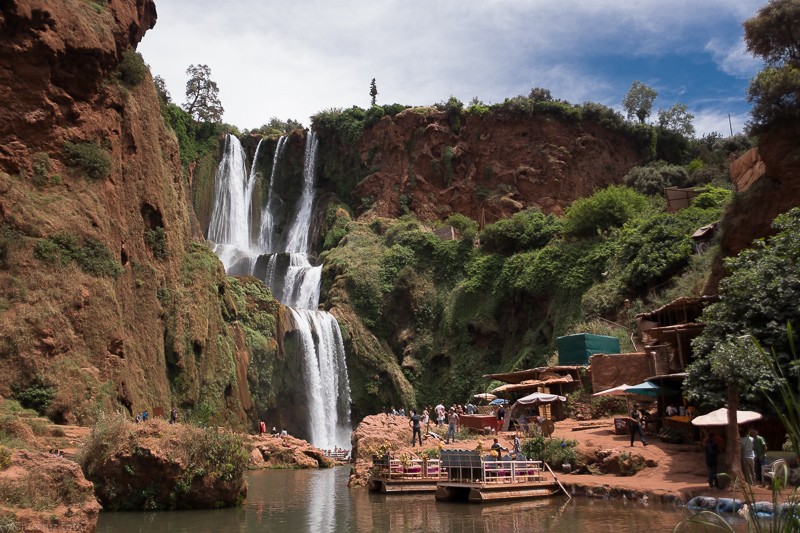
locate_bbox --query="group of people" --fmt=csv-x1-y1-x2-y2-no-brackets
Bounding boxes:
703,427,768,488
132,408,178,424
258,421,288,437
404,400,484,447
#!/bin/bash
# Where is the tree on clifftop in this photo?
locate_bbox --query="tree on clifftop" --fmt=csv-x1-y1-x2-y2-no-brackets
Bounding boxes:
622,81,658,123
657,103,695,137
183,64,224,123
744,0,800,132
370,78,378,106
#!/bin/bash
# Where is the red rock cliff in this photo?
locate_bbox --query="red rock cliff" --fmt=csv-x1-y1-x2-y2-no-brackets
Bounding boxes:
317,108,647,223
0,1,255,428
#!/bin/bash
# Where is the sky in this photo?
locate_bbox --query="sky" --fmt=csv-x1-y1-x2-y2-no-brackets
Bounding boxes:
138,0,766,136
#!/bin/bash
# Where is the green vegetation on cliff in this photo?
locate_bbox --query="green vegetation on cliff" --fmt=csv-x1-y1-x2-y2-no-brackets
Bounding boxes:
320,183,727,409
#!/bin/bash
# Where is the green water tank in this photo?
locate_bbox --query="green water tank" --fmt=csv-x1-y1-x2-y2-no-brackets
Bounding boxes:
556,333,620,366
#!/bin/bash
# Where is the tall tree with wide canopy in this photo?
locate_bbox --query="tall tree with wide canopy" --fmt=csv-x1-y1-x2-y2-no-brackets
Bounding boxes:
744,0,800,132
622,81,658,123
183,64,224,123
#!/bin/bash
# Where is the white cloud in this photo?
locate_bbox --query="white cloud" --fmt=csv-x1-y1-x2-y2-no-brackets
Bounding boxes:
705,37,763,78
693,108,749,137
138,0,765,128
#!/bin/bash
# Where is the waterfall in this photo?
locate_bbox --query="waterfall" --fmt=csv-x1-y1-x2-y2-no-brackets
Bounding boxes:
258,135,288,253
283,133,319,254
207,133,351,450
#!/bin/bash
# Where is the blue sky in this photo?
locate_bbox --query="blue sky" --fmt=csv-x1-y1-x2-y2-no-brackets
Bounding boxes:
139,0,765,136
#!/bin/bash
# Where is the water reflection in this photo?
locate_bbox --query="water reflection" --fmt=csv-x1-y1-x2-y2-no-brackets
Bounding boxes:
97,468,746,533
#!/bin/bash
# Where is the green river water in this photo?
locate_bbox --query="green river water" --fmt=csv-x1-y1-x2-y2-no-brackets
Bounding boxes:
96,467,744,532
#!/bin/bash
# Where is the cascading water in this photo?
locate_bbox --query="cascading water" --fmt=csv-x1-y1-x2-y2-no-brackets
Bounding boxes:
207,133,351,450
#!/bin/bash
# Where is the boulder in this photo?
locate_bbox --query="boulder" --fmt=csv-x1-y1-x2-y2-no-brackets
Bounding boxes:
80,418,248,511
0,449,100,532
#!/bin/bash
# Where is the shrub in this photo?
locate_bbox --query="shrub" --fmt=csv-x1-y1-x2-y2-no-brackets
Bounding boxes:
443,213,478,242
144,227,167,260
63,141,111,180
480,209,562,254
564,185,650,237
117,48,148,87
12,378,55,416
0,445,11,470
521,431,579,466
34,232,121,278
31,152,51,187
623,163,690,195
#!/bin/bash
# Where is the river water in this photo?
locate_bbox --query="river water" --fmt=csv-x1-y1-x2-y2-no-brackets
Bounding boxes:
96,467,746,533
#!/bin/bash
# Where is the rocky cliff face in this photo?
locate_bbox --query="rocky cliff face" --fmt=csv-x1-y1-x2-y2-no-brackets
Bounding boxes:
706,121,800,292
0,0,257,428
315,108,647,223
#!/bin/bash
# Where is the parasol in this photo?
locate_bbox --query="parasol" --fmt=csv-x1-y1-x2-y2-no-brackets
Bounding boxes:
691,407,763,427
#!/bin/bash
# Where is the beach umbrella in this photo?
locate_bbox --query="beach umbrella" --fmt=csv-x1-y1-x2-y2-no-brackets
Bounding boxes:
489,398,509,405
473,393,496,401
691,407,763,427
514,392,567,405
592,383,633,410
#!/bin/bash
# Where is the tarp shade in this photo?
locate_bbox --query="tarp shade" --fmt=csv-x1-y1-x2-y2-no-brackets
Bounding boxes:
557,333,620,366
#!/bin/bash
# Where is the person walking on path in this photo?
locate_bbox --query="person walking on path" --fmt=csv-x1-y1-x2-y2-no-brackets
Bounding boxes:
445,409,459,444
704,434,720,488
752,429,767,484
409,410,422,447
741,429,756,483
629,406,647,447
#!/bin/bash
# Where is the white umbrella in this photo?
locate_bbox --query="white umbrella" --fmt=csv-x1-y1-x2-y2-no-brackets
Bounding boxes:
591,384,632,397
473,393,497,401
592,384,632,410
691,407,763,427
515,392,566,405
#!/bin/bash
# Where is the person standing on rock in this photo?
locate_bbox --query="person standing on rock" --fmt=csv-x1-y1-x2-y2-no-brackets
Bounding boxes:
421,408,430,435
409,410,422,447
170,407,178,425
628,406,647,447
259,421,266,436
445,409,459,444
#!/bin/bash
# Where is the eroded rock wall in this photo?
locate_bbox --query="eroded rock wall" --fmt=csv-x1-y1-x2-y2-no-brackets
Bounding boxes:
0,0,254,428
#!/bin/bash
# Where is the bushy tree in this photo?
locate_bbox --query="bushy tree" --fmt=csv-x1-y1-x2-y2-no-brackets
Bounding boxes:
183,64,224,122
564,185,650,237
480,209,562,254
622,81,658,123
657,103,695,137
743,0,800,132
528,87,553,102
623,163,690,195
